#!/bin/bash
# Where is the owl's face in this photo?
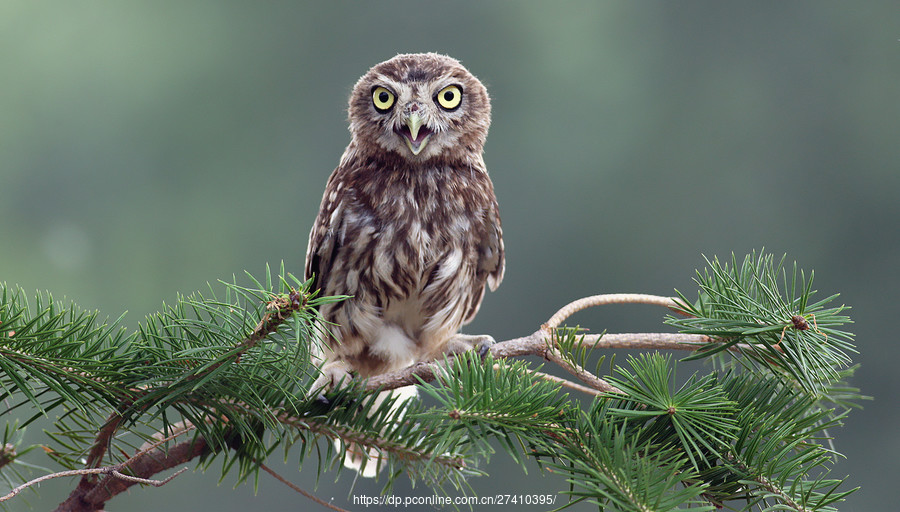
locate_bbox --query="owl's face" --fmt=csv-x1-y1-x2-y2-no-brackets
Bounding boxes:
347,53,491,163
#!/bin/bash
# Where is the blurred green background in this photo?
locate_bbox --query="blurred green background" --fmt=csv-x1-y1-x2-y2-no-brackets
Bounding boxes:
2,1,897,510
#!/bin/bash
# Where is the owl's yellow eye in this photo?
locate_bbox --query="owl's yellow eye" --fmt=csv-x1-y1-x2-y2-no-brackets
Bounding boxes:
372,86,395,112
436,85,462,110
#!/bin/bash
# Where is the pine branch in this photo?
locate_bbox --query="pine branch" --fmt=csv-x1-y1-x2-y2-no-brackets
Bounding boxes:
666,251,855,396
0,252,861,512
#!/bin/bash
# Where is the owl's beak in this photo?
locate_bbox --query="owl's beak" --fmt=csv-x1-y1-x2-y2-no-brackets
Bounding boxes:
398,112,432,156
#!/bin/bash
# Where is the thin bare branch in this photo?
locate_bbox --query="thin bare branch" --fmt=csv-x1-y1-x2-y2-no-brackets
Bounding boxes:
110,467,188,487
545,293,679,329
54,424,202,512
2,468,107,503
189,287,306,382
542,346,622,394
364,331,732,392
582,332,757,352
526,368,603,396
3,428,194,505
260,463,350,512
74,439,205,512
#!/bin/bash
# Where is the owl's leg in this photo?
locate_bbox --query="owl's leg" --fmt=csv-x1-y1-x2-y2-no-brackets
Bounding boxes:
445,333,495,358
335,386,418,477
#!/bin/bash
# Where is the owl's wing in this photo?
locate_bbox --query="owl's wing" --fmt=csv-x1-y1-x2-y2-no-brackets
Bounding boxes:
304,172,344,299
481,209,505,292
464,203,505,324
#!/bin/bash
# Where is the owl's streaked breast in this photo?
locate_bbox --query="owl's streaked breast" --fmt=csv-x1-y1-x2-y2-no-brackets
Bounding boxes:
326,164,483,339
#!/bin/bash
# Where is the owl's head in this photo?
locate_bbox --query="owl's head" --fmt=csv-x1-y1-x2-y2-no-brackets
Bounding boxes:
347,53,491,163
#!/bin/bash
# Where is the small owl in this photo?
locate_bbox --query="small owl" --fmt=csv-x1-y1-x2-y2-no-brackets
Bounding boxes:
304,53,503,472
306,52,503,387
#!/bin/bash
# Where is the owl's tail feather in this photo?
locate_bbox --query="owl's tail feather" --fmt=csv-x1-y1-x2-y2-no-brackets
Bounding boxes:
336,385,418,477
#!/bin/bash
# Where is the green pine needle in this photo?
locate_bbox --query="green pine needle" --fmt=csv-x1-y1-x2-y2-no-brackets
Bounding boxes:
605,353,738,470
667,250,855,396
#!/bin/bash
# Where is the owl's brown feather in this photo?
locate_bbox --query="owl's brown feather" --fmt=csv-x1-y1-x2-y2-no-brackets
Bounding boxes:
305,52,503,380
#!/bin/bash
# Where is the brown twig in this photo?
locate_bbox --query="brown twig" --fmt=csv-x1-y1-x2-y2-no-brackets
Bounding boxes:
526,368,604,396
542,346,623,394
189,287,305,380
3,427,196,508
73,412,125,497
545,293,679,329
3,467,185,505
260,463,350,512
75,436,206,511
364,331,730,392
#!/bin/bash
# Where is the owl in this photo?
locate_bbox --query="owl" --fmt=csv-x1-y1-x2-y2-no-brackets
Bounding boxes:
306,52,503,384
304,53,504,472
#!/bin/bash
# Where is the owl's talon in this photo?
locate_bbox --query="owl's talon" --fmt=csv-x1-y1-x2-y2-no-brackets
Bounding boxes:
476,337,494,358
446,333,495,359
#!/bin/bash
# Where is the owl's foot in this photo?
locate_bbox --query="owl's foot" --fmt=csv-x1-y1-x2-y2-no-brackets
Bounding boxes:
446,333,495,359
309,360,354,400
